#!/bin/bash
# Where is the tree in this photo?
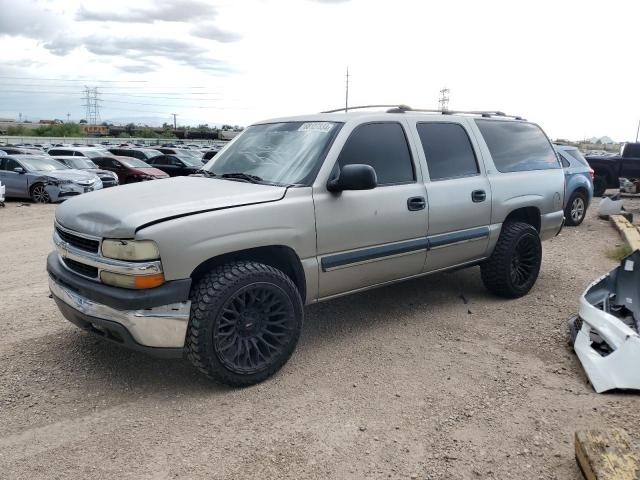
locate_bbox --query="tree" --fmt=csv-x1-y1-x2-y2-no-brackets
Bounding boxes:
33,122,84,137
7,125,30,135
79,119,88,124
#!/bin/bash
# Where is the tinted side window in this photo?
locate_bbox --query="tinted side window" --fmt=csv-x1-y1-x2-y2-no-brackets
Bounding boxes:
475,120,559,172
337,123,414,185
558,153,570,168
416,123,478,180
5,159,21,171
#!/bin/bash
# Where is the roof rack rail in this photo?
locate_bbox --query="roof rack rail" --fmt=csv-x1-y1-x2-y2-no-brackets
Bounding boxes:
320,105,525,120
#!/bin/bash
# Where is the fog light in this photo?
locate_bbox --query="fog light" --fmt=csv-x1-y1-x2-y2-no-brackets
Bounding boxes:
100,271,165,289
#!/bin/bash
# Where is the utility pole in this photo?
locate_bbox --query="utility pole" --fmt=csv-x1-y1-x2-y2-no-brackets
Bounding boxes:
171,113,178,129
66,113,70,123
345,67,350,113
636,119,640,142
18,112,22,122
438,87,450,112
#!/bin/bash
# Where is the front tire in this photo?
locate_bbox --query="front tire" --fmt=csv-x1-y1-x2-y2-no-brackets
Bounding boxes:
30,183,50,203
186,261,303,387
564,190,587,226
481,222,542,298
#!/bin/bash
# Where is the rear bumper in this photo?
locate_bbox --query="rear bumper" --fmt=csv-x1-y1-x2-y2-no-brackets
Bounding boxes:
540,210,565,241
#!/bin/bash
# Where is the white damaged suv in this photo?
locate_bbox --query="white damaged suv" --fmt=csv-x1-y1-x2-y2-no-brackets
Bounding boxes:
48,106,565,386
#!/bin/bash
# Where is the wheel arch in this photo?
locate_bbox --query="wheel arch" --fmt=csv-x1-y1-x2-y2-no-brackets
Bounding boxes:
503,206,541,233
190,245,307,302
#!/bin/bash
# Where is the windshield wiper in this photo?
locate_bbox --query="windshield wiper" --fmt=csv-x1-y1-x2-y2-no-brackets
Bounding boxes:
219,172,264,184
195,169,217,178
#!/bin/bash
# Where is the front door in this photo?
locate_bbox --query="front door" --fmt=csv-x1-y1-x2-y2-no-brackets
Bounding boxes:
0,158,29,197
314,122,428,299
410,120,492,272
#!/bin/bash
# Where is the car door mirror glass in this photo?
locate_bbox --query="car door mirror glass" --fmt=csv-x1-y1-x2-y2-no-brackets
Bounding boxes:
327,164,377,192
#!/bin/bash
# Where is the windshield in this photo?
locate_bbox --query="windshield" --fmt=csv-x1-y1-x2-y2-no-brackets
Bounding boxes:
175,154,203,166
20,156,69,171
119,157,152,168
140,149,163,159
205,121,341,185
65,158,98,169
82,149,113,159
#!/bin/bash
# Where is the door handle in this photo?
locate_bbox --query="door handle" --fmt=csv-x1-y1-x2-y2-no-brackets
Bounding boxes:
407,196,426,211
471,190,486,203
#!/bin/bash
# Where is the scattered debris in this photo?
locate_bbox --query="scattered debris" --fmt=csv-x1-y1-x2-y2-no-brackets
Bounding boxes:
598,195,624,219
569,250,640,392
575,429,639,480
620,178,640,195
610,215,640,251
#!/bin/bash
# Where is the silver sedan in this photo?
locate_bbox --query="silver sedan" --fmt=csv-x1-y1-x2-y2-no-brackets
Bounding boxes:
0,155,102,203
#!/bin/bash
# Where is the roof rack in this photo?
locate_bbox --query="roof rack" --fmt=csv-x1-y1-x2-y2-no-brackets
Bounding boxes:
320,105,525,120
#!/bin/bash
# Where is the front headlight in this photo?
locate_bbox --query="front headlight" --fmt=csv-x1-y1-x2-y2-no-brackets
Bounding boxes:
46,177,72,186
101,239,160,261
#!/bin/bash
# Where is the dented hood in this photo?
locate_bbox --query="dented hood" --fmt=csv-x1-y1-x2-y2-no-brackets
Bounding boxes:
54,176,286,238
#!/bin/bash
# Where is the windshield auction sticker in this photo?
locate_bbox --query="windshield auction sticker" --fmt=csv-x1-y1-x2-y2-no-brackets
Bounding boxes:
298,122,334,133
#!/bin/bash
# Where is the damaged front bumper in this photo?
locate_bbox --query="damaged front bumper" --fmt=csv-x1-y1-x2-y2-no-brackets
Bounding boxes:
44,179,103,202
569,250,640,393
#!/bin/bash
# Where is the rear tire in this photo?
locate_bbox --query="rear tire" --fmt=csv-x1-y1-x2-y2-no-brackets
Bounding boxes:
186,261,303,387
593,176,606,197
564,190,587,226
481,222,542,298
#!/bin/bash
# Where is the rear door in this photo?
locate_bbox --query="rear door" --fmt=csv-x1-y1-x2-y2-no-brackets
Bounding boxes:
410,120,492,271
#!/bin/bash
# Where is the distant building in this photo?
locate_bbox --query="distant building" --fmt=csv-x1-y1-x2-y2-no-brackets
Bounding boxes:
80,124,109,136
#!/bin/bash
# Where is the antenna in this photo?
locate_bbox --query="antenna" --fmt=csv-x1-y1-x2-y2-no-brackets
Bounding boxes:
345,67,350,113
438,87,450,112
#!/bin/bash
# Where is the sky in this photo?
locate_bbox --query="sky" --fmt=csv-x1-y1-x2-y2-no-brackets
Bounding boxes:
0,0,639,141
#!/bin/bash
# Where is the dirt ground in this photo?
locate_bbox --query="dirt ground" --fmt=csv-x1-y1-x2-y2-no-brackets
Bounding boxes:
0,196,638,480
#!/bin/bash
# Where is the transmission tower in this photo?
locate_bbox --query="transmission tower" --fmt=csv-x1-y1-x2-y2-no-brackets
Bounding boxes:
438,87,450,111
82,86,101,125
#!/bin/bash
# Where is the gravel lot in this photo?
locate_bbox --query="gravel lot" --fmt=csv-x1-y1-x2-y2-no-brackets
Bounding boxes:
1,197,638,480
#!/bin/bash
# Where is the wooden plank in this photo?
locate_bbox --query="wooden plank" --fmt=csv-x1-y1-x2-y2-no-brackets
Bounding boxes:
610,215,640,252
575,429,640,480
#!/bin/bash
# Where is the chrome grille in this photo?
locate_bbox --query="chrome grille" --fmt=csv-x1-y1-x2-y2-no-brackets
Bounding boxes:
55,226,99,253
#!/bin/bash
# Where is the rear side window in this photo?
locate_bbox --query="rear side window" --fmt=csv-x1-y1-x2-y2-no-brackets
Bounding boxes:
475,120,559,172
416,123,479,180
623,143,640,157
564,149,590,167
338,123,414,185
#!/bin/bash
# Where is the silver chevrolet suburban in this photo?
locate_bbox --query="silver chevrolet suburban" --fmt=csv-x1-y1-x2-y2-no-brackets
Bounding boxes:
48,106,565,386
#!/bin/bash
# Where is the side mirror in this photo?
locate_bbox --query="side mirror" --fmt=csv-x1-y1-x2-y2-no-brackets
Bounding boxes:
13,167,25,174
327,164,377,192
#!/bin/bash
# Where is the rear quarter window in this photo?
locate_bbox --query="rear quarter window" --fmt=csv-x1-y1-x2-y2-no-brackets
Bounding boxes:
475,120,559,173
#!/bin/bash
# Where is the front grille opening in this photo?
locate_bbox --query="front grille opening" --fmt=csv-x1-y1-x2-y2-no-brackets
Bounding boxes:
56,227,99,253
63,258,98,278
